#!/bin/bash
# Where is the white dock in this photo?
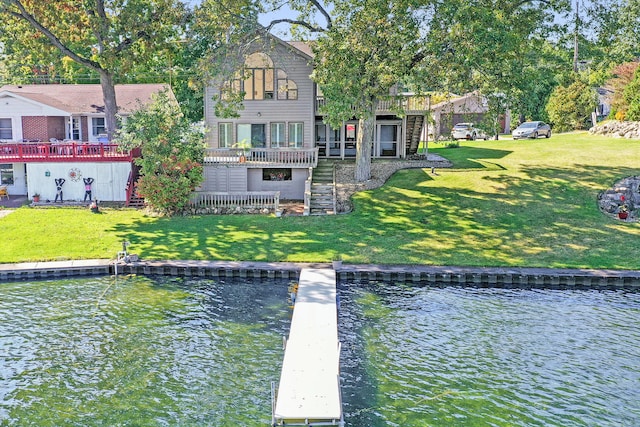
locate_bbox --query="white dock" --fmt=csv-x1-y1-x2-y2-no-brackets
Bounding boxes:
272,268,344,426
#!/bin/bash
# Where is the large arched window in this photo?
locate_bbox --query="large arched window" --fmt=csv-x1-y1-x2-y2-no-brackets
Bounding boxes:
220,52,298,101
243,52,275,100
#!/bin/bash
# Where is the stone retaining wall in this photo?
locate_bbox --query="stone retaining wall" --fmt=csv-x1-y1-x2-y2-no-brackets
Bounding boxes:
589,120,640,138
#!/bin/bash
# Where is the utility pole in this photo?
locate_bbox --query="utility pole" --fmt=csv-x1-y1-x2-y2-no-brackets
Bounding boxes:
573,0,579,72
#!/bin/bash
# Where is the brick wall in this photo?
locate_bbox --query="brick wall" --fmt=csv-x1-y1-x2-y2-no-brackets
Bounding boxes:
21,116,65,141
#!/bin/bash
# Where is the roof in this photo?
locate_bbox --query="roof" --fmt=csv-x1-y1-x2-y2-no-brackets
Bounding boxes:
430,91,486,110
0,83,171,115
285,41,315,59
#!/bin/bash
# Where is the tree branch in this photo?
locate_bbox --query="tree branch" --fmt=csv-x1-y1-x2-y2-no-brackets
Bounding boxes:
265,18,326,33
4,0,102,71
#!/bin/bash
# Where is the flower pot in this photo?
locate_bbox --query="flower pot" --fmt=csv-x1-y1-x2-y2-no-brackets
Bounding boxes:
618,212,628,219
239,154,246,163
332,260,342,269
33,196,40,203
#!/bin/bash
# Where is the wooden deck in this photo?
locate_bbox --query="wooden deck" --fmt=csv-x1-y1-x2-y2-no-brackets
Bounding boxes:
0,142,134,162
272,268,343,426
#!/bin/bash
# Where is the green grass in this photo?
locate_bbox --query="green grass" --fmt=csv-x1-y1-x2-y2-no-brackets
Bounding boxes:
1,131,639,269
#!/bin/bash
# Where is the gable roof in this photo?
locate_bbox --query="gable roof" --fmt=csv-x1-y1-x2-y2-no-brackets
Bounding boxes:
0,83,171,115
285,41,314,59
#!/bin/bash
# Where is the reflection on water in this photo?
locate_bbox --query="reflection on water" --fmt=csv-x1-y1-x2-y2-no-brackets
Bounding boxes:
339,283,640,426
2,277,639,426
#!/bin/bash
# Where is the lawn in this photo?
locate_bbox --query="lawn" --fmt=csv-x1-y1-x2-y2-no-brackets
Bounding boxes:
1,132,639,269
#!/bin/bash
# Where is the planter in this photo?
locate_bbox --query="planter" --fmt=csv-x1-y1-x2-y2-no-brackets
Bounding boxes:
32,196,40,203
332,260,342,269
618,212,629,220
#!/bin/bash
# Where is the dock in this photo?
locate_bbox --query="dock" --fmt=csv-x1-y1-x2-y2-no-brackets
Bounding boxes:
272,268,344,426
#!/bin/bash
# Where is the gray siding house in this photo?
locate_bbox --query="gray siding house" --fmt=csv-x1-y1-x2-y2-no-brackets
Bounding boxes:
202,36,428,213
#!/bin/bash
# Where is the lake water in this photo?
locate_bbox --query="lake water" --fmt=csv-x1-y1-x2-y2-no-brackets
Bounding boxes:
1,276,639,426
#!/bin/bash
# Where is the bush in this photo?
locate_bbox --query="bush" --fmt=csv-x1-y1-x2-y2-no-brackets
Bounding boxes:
115,90,205,215
546,78,598,132
623,68,640,121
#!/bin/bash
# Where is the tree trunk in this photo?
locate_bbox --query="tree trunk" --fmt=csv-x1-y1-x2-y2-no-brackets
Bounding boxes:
355,99,377,182
98,70,118,141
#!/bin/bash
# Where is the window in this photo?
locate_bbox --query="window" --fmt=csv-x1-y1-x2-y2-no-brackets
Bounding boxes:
288,122,303,147
222,52,297,102
237,123,266,148
263,168,292,181
219,123,233,148
0,118,12,140
277,70,298,100
0,163,14,185
92,117,106,136
240,52,276,101
271,123,285,147
69,117,81,140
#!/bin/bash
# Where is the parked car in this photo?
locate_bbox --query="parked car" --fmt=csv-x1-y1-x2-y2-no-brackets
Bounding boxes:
451,123,487,140
512,121,551,139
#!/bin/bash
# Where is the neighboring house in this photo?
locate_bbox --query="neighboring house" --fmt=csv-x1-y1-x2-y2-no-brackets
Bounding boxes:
596,87,613,120
204,36,428,213
426,92,511,141
0,84,170,202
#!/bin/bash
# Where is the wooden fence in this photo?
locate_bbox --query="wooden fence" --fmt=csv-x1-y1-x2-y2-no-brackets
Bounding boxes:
189,191,280,212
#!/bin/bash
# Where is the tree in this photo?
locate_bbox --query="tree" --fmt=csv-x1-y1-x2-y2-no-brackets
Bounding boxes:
115,90,205,214
623,67,640,120
197,0,571,180
0,0,187,139
605,61,640,119
546,75,598,131
311,0,423,181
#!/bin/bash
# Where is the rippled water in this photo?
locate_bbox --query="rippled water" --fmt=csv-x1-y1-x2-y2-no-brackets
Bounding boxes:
0,275,291,426
339,283,640,426
2,277,639,426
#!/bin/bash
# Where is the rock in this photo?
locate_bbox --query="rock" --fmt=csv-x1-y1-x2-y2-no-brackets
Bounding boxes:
590,120,640,138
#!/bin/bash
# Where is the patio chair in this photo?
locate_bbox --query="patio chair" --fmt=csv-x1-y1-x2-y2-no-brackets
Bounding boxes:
0,186,9,200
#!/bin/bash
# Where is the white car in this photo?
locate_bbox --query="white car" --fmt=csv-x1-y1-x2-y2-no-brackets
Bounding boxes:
451,123,487,140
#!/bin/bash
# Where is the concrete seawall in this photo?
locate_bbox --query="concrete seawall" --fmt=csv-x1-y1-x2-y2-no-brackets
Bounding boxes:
1,259,640,290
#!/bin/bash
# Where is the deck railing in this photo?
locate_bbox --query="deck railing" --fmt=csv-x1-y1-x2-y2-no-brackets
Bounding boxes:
189,191,280,212
204,147,318,168
0,142,133,162
316,95,429,114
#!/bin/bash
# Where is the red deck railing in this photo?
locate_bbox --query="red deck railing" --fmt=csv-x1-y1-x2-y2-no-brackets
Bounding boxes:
0,142,134,162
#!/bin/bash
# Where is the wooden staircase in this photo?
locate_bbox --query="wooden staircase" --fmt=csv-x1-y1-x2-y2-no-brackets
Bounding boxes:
125,163,145,208
405,114,425,155
309,160,336,215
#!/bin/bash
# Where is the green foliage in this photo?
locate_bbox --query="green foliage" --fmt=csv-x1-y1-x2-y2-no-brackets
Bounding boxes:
116,90,205,214
546,77,598,131
623,67,640,121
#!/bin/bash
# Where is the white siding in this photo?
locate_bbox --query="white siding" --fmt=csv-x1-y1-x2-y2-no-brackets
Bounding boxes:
26,162,130,201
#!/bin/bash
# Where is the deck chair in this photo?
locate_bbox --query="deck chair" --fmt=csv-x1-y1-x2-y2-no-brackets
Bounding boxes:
0,187,8,200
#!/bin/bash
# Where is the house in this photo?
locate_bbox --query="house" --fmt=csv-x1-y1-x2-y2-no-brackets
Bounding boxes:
203,37,428,213
0,84,170,203
425,92,511,141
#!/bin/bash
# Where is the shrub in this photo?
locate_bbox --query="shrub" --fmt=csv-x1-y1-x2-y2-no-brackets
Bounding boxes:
546,78,598,132
116,90,205,214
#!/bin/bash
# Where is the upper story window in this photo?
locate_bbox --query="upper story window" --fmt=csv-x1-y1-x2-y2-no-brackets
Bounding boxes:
0,118,12,140
221,52,298,102
92,117,106,136
277,70,298,100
